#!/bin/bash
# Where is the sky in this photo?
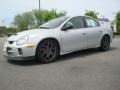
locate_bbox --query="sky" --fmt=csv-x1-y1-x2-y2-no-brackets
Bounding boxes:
0,0,120,27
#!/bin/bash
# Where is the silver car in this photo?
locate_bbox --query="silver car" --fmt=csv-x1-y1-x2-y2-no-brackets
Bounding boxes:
3,16,113,63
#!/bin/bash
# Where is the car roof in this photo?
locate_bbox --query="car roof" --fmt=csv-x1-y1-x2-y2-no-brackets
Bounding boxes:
68,15,88,17
69,15,98,20
66,15,100,23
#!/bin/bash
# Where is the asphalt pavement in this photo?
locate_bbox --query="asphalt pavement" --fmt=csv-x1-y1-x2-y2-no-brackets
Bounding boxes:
0,37,120,90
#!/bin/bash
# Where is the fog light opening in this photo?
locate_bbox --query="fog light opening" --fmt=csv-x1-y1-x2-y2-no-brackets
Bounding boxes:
18,48,23,55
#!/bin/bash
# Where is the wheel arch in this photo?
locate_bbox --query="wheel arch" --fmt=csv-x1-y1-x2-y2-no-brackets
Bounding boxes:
100,34,110,44
35,37,61,57
101,34,110,40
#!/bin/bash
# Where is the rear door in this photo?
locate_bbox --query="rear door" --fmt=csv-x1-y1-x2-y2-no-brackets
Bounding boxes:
83,17,102,47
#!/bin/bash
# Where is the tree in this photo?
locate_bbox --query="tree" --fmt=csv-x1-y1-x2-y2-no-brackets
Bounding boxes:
13,15,23,32
13,9,66,31
84,10,99,19
33,9,66,26
13,12,35,31
116,11,120,33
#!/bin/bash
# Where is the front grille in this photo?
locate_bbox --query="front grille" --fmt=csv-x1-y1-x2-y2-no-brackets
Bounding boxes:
8,41,14,44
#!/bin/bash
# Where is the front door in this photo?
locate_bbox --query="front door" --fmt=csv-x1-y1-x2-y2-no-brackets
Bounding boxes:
61,16,87,53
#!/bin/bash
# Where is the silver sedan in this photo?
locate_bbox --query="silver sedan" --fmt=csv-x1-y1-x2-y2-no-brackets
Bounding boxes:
3,16,113,63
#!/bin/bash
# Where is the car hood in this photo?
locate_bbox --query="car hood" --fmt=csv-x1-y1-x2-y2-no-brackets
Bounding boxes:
7,29,51,41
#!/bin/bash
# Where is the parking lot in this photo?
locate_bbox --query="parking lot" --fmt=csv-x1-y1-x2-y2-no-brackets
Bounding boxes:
0,37,120,90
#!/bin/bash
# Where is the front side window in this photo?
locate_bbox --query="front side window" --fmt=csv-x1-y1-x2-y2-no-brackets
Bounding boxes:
63,17,83,29
85,17,100,27
39,16,69,29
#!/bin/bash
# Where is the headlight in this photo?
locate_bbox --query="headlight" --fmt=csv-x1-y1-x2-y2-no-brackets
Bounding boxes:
16,35,29,45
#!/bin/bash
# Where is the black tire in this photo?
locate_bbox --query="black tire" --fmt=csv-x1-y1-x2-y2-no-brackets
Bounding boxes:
36,39,59,63
99,35,110,51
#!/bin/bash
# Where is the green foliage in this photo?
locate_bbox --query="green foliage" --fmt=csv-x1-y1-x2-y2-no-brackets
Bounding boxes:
0,26,7,35
13,12,35,32
84,10,99,19
33,9,66,26
116,11,120,33
0,26,17,36
13,9,66,31
114,32,120,35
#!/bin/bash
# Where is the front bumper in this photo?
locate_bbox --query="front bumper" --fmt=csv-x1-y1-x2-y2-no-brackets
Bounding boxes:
4,55,35,60
3,41,36,60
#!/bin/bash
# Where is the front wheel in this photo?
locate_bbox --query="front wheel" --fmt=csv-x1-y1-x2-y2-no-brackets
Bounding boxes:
36,39,59,63
99,36,110,51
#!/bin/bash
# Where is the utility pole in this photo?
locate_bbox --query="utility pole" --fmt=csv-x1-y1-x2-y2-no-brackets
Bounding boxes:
39,0,41,25
39,0,41,11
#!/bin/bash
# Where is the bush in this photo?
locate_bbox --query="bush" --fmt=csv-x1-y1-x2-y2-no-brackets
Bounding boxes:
114,32,120,35
116,11,120,33
0,26,17,37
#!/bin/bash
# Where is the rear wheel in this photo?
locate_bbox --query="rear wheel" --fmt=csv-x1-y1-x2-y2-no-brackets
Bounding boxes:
99,35,110,51
36,39,59,63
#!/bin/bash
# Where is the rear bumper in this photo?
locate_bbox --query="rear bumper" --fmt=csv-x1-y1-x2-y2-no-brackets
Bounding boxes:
4,55,35,60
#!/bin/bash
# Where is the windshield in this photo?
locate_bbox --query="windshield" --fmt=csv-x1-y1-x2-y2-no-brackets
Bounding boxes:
39,16,69,29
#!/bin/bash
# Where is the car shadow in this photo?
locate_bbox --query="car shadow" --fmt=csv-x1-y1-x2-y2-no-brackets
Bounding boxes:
56,47,117,63
7,47,117,66
7,59,40,66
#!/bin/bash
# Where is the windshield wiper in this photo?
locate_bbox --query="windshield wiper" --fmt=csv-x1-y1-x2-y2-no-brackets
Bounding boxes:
39,27,50,29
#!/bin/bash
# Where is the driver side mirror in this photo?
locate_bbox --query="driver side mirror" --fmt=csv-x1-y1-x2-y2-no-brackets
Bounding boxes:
61,22,73,31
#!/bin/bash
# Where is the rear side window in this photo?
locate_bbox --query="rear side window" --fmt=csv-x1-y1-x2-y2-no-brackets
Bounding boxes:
85,17,100,27
65,16,83,29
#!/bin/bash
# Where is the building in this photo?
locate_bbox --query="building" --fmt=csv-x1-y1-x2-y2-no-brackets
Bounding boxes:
98,18,117,32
